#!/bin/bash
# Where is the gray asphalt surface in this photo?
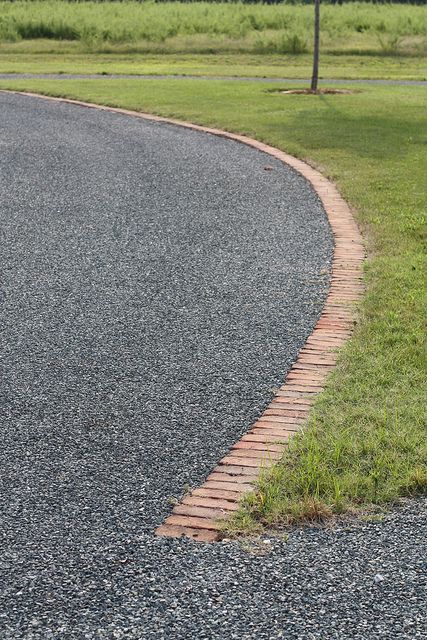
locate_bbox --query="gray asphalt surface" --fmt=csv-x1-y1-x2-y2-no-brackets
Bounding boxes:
0,92,425,639
0,73,426,85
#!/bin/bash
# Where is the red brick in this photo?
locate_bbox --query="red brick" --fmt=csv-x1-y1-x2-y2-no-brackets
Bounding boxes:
257,415,305,425
220,456,269,468
206,472,256,484
213,464,260,476
241,433,289,444
266,405,309,414
232,440,285,452
164,515,222,531
203,479,254,492
155,525,219,542
251,423,299,435
183,496,239,511
283,384,323,393
173,504,229,520
298,355,337,365
229,448,283,460
192,488,242,501
272,394,312,404
250,427,295,438
292,363,334,372
265,402,310,412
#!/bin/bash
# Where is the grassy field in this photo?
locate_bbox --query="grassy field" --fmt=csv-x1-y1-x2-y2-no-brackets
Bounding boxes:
0,1,426,81
1,50,426,81
0,76,425,529
0,2,426,56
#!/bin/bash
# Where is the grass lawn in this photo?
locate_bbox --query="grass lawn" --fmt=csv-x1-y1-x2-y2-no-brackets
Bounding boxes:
0,77,425,530
0,50,426,81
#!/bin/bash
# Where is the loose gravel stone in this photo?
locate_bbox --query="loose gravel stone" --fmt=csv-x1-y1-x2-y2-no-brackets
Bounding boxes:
0,93,424,639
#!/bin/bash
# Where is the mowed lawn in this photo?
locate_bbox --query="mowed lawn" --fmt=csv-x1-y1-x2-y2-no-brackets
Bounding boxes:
0,77,425,529
1,51,426,81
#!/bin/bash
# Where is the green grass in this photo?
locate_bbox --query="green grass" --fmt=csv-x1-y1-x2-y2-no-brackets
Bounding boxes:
1,2,425,81
0,1,426,56
0,77,425,530
0,50,426,81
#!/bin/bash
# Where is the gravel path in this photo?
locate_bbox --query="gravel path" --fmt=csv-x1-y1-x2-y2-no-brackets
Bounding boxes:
0,73,425,86
3,499,426,640
0,93,425,639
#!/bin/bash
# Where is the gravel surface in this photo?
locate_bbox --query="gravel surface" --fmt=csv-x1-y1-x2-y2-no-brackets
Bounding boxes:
2,495,426,640
0,73,426,86
0,92,424,639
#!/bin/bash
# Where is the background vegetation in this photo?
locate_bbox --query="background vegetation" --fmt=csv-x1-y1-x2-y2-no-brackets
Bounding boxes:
0,1,426,56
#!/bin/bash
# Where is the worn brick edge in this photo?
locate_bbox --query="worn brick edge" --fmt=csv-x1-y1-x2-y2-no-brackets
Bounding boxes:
4,91,365,544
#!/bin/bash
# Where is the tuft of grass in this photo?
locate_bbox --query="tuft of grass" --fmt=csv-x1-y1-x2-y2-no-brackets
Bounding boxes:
254,33,308,55
0,77,425,531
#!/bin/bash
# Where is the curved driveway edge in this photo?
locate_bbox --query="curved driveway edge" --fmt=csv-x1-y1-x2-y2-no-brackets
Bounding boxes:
2,90,365,542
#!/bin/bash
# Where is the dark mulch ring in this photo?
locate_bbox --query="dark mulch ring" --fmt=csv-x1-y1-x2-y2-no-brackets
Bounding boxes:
280,88,355,95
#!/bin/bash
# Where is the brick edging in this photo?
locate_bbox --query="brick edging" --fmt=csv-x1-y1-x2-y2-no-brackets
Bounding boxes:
3,91,365,543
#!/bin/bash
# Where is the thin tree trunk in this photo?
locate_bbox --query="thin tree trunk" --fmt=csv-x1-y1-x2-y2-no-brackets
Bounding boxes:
311,0,320,92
